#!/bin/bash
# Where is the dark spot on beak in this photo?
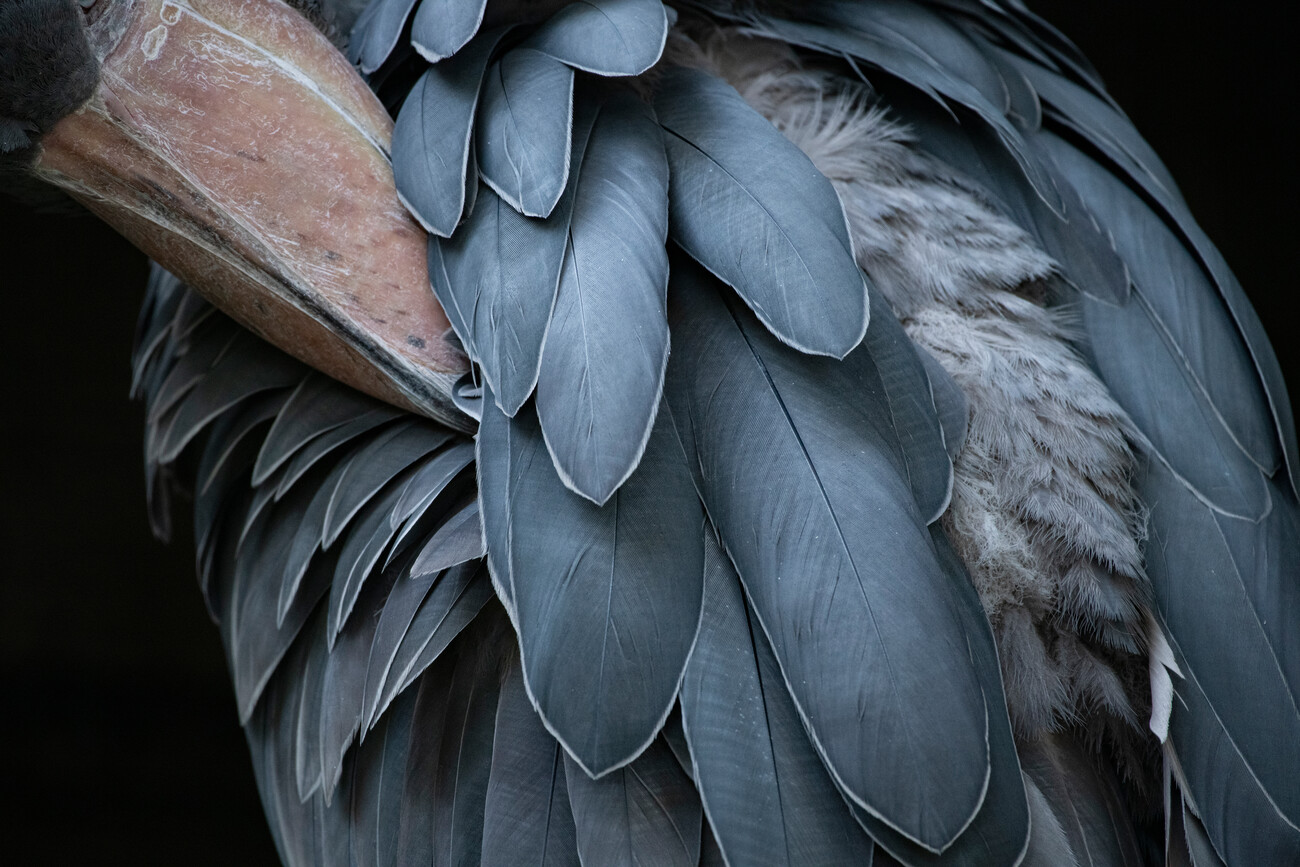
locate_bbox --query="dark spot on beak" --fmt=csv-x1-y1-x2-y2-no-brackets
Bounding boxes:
324,250,340,261
406,335,426,349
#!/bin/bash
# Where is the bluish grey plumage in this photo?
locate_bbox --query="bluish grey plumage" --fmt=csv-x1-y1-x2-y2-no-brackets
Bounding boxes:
252,374,388,485
35,0,1298,863
479,387,703,775
410,500,484,575
563,739,702,867
317,562,401,804
477,48,575,217
681,530,879,865
355,560,466,734
410,0,488,62
378,562,495,722
326,461,433,642
1017,732,1146,867
428,184,571,415
391,29,504,236
522,0,670,76
1142,461,1300,864
861,289,955,524
655,66,869,358
385,443,477,558
665,257,993,850
481,657,581,867
534,89,670,503
345,0,420,73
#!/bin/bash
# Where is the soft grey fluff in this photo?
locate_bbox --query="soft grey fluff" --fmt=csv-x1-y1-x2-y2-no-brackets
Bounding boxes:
666,28,1170,743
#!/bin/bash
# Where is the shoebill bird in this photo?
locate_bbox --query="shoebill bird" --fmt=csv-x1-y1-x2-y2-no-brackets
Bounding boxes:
4,0,1296,863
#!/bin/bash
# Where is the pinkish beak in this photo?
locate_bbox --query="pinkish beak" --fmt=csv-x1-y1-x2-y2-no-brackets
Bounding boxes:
32,0,471,429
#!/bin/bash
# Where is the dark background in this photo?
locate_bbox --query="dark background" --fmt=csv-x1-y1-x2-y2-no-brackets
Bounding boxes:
0,2,1293,862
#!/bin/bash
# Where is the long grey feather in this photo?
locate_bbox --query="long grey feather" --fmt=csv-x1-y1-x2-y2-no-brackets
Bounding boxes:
1041,131,1282,484
380,562,495,722
654,66,869,359
411,500,485,577
664,256,989,851
347,0,419,73
1140,459,1300,859
839,523,1030,867
318,563,402,805
478,387,703,776
534,89,670,505
481,655,581,867
522,0,669,76
410,0,488,62
392,29,505,237
253,374,385,486
564,738,702,867
477,48,575,218
681,528,878,866
429,101,597,418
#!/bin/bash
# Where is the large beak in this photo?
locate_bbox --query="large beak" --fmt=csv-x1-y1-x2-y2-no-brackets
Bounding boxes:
32,0,471,430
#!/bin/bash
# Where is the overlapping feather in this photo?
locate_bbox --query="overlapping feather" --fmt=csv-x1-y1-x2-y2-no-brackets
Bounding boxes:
128,0,1300,864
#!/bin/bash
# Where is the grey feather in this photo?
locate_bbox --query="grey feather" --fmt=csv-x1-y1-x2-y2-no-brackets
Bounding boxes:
154,335,302,464
564,739,702,867
294,611,332,801
321,421,446,549
660,706,693,783
534,89,670,505
655,66,869,358
741,4,1061,216
356,561,448,733
417,606,508,867
1021,775,1079,867
838,523,1030,867
383,562,494,710
681,528,878,866
392,29,505,237
428,185,567,416
1017,732,1145,867
1141,460,1300,860
347,0,419,73
664,256,989,851
326,460,433,644
386,443,477,560
522,0,669,76
478,388,703,776
411,500,485,576
272,408,405,501
429,92,599,419
276,421,414,624
1041,131,1282,487
230,487,336,722
318,563,402,805
1000,47,1299,492
916,347,968,459
477,48,575,218
1167,793,1226,867
862,291,954,524
198,392,286,495
481,655,581,867
253,374,386,486
410,0,488,62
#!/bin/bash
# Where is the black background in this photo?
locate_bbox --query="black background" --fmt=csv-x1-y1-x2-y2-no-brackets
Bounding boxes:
0,2,1293,862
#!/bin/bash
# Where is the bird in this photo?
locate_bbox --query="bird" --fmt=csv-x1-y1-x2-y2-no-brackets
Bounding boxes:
2,1,1297,865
